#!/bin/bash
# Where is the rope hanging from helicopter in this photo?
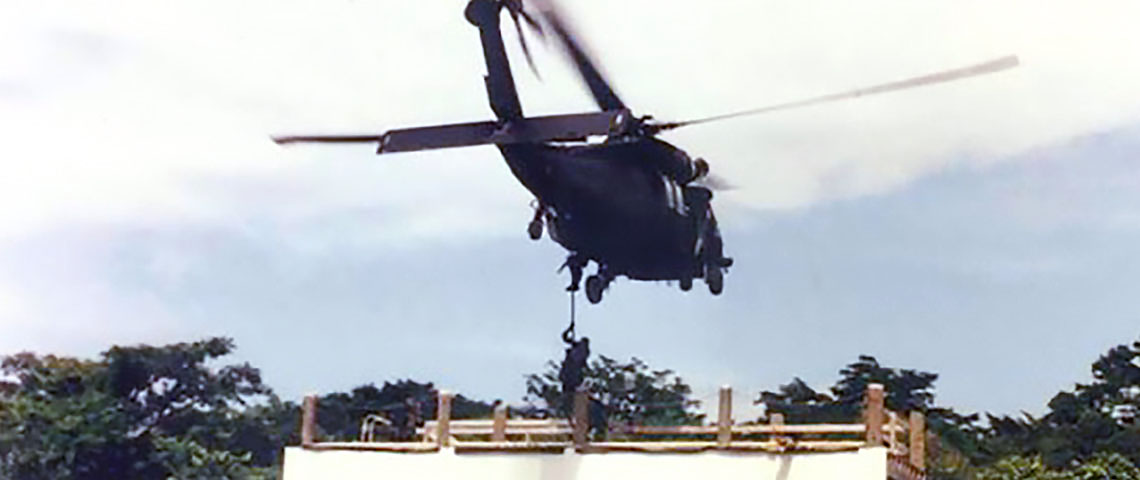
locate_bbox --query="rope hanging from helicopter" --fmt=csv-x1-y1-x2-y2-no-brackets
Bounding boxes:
563,289,577,344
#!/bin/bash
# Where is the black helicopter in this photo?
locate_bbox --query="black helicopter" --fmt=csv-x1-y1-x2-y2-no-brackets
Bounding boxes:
275,0,1018,304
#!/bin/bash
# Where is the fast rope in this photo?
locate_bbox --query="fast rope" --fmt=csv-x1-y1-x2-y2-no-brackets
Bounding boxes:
562,290,577,345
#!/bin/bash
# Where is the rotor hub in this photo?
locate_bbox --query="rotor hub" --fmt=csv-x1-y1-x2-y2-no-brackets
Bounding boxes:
464,0,502,27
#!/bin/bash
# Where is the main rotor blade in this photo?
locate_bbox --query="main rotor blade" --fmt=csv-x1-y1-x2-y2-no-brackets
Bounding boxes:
653,55,1019,132
531,0,626,111
272,135,384,145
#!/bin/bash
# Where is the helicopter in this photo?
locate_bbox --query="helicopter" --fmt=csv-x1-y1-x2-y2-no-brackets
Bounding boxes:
274,0,1018,304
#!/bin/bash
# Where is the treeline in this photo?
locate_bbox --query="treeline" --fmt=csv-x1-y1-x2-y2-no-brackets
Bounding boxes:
0,339,291,479
755,351,1140,479
1,337,1138,479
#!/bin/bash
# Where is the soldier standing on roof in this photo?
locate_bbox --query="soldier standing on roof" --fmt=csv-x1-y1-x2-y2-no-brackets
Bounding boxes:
403,396,421,441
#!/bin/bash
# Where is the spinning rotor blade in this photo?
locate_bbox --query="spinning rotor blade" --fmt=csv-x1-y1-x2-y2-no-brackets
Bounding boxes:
652,55,1020,132
505,0,545,78
700,173,736,191
530,0,626,111
513,16,540,78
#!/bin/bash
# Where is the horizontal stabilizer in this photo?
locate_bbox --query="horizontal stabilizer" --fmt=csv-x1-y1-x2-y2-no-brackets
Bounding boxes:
380,110,631,153
273,110,632,154
379,120,499,153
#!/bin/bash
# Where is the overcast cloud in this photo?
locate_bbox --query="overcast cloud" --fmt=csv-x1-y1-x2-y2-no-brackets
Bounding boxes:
2,0,1140,416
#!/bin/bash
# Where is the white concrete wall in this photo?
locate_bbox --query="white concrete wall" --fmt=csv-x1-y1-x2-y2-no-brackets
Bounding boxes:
282,446,887,480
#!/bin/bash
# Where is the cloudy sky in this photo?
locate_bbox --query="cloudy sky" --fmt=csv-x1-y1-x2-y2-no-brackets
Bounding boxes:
2,0,1140,417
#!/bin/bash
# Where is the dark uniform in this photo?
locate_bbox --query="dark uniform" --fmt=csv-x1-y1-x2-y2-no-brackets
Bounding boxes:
559,335,590,412
388,397,421,441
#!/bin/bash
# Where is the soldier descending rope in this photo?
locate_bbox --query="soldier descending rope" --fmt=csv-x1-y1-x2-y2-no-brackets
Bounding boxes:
558,293,608,437
559,293,590,416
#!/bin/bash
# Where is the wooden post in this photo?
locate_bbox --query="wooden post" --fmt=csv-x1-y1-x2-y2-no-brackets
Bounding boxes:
888,410,900,452
909,411,926,470
771,412,788,447
301,395,318,446
437,391,453,448
573,389,588,450
717,385,733,448
864,383,884,446
492,403,508,442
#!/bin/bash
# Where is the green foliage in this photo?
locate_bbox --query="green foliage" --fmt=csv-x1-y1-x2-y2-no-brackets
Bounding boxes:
981,340,1140,469
755,376,853,423
0,338,291,479
229,397,300,467
833,355,939,413
754,355,983,480
977,455,1060,480
315,380,493,441
926,408,988,479
153,436,274,480
976,453,1140,480
754,341,1140,478
525,355,703,428
1069,453,1140,480
756,355,945,423
0,354,154,479
0,384,142,478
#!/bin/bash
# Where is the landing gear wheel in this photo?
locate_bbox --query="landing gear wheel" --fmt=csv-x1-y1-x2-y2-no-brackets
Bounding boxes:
527,219,543,240
679,276,693,291
585,275,605,304
706,267,724,295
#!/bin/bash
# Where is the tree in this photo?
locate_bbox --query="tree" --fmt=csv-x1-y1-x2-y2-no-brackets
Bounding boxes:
976,453,1140,480
981,340,1140,469
314,380,493,441
0,354,142,479
0,338,285,479
756,355,944,423
754,355,983,480
525,354,703,431
976,455,1060,480
755,377,850,423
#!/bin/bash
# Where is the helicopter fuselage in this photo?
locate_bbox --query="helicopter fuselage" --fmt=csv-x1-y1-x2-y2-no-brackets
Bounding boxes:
456,0,730,301
500,138,701,281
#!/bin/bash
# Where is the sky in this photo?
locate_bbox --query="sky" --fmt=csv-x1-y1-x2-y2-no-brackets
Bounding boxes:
2,0,1140,418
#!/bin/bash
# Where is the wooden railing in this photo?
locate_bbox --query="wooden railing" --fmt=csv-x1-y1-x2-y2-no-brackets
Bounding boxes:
299,384,925,479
